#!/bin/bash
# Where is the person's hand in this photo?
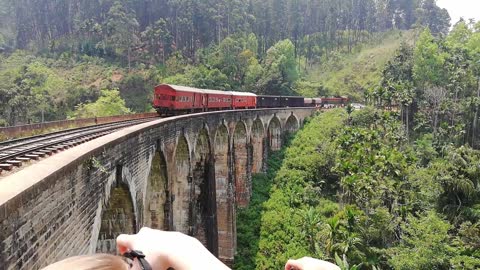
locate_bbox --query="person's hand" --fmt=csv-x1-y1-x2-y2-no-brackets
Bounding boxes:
116,227,230,270
285,257,340,270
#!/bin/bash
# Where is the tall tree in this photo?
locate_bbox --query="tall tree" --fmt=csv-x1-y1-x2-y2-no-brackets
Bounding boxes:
105,1,140,70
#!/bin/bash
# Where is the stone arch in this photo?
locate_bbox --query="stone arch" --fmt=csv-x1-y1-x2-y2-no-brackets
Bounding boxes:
268,116,282,151
251,118,265,173
96,165,136,253
172,135,191,233
214,123,234,261
192,127,217,254
233,121,250,207
144,148,168,230
285,114,300,134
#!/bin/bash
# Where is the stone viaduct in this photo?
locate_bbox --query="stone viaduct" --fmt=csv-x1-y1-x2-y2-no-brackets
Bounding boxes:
0,108,314,269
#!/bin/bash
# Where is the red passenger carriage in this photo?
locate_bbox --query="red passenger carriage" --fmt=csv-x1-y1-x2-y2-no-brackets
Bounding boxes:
153,84,350,115
153,84,257,115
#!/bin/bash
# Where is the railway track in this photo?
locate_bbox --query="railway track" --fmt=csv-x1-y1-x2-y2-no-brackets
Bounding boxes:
0,118,157,174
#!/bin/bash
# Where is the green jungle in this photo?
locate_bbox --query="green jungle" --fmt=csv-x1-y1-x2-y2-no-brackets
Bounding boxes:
1,0,479,269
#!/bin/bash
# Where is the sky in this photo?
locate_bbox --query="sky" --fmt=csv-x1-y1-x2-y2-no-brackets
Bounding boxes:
436,0,480,26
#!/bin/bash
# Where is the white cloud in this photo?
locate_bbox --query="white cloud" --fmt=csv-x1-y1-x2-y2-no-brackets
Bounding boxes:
436,0,480,25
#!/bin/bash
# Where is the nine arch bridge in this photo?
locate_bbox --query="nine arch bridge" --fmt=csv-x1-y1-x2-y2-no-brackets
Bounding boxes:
0,108,314,269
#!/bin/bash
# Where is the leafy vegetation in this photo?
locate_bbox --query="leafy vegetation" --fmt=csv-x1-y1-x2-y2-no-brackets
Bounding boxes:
72,89,132,118
235,150,286,270
235,107,480,270
373,20,480,150
236,21,480,269
0,0,452,126
0,51,141,125
235,19,480,270
304,31,415,100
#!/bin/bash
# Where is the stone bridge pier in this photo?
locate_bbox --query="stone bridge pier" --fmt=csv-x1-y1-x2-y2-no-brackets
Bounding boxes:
0,108,314,269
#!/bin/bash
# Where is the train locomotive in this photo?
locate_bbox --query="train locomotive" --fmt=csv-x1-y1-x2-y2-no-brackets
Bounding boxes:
153,84,348,115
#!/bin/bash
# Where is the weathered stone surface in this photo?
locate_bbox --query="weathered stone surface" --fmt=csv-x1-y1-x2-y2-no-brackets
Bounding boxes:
144,150,168,230
0,108,314,269
233,122,249,207
251,118,265,174
268,116,282,151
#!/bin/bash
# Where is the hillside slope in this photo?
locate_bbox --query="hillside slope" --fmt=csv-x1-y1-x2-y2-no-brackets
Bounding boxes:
306,31,415,101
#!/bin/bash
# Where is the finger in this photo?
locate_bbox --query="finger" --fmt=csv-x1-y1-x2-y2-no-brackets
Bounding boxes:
285,259,302,270
138,227,152,234
116,234,136,254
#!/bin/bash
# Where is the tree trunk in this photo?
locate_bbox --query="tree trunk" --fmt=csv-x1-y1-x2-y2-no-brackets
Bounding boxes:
452,89,458,127
406,105,409,139
128,46,131,71
473,78,480,148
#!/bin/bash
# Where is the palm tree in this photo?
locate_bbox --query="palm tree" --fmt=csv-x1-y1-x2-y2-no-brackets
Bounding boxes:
320,216,342,257
436,146,480,223
300,207,322,253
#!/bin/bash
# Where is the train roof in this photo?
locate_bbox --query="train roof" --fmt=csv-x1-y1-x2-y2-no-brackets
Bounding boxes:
157,84,257,96
156,84,220,94
257,95,303,98
228,91,257,97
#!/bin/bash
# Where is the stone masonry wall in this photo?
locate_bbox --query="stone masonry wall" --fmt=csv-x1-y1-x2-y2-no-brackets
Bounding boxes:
0,108,314,269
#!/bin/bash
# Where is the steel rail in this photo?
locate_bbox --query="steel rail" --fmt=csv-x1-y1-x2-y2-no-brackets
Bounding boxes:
0,118,156,172
0,116,158,149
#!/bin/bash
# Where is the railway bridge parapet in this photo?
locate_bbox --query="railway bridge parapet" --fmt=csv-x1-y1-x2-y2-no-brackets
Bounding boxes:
0,108,314,269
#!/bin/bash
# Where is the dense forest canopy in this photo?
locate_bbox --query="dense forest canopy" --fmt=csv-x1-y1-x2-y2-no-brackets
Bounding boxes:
0,0,450,58
236,108,480,270
0,0,450,125
0,0,452,126
233,15,480,270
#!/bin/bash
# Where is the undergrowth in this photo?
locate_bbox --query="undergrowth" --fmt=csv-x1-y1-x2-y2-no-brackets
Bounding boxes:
234,138,291,269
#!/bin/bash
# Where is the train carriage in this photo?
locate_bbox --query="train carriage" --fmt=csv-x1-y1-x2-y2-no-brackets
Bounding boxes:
257,95,281,108
312,98,322,107
153,84,257,115
304,98,314,107
204,89,232,110
231,91,257,109
280,96,304,107
153,84,204,115
321,96,349,107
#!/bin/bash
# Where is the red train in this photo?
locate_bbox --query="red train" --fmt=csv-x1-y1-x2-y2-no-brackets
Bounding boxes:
153,84,348,115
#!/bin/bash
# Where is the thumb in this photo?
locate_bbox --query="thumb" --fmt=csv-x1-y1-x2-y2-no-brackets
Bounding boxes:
285,259,303,270
116,234,136,254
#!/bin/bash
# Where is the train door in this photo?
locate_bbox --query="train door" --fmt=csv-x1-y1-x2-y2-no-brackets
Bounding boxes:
203,95,207,111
